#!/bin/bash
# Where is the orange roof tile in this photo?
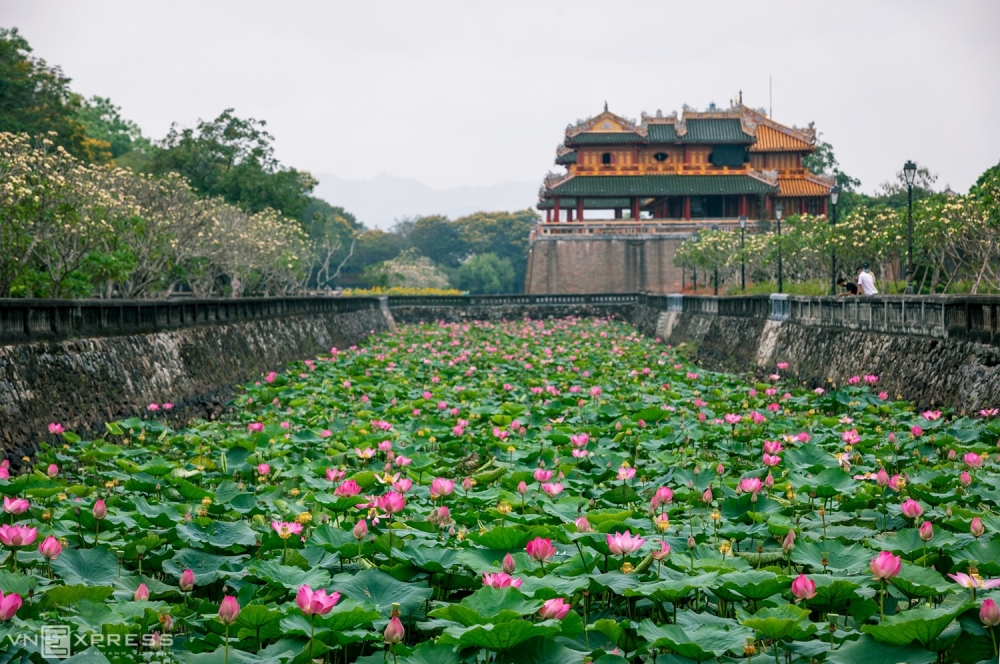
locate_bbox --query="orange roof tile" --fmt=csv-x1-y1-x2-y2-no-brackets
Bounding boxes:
750,125,814,153
778,178,832,197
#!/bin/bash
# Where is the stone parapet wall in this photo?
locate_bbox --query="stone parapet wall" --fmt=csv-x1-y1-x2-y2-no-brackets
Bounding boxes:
0,308,393,458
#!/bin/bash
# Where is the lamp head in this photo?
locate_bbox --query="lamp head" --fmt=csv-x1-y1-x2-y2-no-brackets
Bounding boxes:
774,203,783,221
738,215,746,229
830,185,840,206
903,160,917,186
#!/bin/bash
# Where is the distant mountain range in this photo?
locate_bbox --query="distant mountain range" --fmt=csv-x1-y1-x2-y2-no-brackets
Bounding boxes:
312,174,540,229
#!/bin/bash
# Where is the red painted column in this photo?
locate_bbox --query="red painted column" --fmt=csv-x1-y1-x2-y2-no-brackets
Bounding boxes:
567,208,573,222
553,197,561,222
684,196,691,220
822,197,828,217
740,195,747,217
631,196,640,220
614,209,622,219
576,197,584,223
800,198,805,215
546,208,552,223
766,196,773,216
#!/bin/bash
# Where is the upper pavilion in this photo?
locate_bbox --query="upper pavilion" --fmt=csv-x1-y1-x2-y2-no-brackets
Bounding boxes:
537,102,835,225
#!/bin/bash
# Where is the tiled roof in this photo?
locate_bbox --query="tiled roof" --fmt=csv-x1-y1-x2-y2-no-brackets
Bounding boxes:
555,151,577,165
547,175,778,197
568,132,644,145
684,119,753,144
646,124,678,142
750,125,815,152
778,178,833,197
537,197,631,210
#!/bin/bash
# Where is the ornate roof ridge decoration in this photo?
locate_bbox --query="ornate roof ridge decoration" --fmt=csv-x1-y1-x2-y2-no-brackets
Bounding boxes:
749,169,780,186
555,144,574,158
740,105,815,145
803,171,836,188
566,106,645,138
680,105,757,137
640,109,679,125
543,171,574,191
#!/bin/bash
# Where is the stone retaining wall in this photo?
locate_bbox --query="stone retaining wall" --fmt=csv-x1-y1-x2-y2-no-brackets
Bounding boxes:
390,303,635,324
0,308,393,458
631,305,1000,413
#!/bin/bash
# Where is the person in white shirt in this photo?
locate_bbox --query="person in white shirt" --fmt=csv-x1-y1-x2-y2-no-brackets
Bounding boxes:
858,263,878,295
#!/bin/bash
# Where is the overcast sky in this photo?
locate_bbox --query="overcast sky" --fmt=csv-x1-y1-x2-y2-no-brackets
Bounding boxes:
6,1,999,195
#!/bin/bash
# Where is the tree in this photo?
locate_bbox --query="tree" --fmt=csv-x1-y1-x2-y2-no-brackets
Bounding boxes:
301,198,361,289
455,253,515,294
364,248,450,289
76,96,150,161
453,209,539,292
409,215,467,267
146,109,316,219
803,135,861,192
0,28,99,161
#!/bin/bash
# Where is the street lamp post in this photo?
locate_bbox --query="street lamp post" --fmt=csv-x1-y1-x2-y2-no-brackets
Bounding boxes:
904,160,917,294
829,186,840,295
775,203,784,294
738,215,746,291
711,224,719,296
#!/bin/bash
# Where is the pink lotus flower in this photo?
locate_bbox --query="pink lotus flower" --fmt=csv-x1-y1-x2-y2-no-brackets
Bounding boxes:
949,572,1000,590
355,447,376,460
163,403,173,410
980,408,1000,418
376,492,406,514
353,520,368,540
334,480,361,497
739,477,763,494
981,599,1000,627
848,376,861,385
320,429,333,438
791,574,816,600
296,584,341,616
248,422,265,433
0,524,38,548
574,516,591,533
911,425,923,437
482,572,522,589
965,452,984,469
724,413,742,425
134,583,150,601
48,423,64,435
572,449,589,458
38,535,62,560
502,553,516,573
652,540,670,561
842,429,861,445
870,551,902,580
526,537,556,562
257,463,270,476
889,474,903,492
0,591,21,621
876,467,889,487
606,531,646,556
776,362,789,370
569,433,589,447
384,615,405,644
393,478,413,492
326,468,345,482
462,477,473,492
922,410,942,420
46,464,58,477
814,387,825,395
3,497,28,515
900,499,924,520
179,569,195,592
538,597,571,620
218,596,240,624
654,486,674,505
916,520,934,542
533,469,553,483
517,481,528,495
782,529,796,553
92,499,107,520
378,441,393,453
394,456,412,467
751,411,767,424
589,386,602,397
148,403,160,412
271,521,303,539
430,478,455,499
762,453,782,467
701,487,713,504
878,391,888,399
541,482,563,497
960,471,972,488
617,466,636,481
971,517,985,538
763,440,784,455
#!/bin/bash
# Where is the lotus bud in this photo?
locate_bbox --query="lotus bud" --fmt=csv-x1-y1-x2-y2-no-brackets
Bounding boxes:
971,517,985,538
919,521,934,542
502,553,516,574
353,519,369,540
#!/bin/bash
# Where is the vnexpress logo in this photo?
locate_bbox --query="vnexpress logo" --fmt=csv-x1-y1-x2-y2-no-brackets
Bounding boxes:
41,625,71,658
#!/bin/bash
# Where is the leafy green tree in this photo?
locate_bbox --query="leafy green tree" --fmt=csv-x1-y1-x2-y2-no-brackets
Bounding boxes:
409,215,467,267
455,253,515,294
0,27,99,161
454,209,539,292
803,135,861,192
301,198,362,289
146,108,316,219
76,96,150,161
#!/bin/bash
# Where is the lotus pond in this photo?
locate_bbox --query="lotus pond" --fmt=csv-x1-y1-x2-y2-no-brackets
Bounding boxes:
3,317,1000,663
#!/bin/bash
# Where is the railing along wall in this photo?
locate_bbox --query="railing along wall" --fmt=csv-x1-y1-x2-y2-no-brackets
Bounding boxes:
635,293,1000,344
386,293,640,307
0,297,383,345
